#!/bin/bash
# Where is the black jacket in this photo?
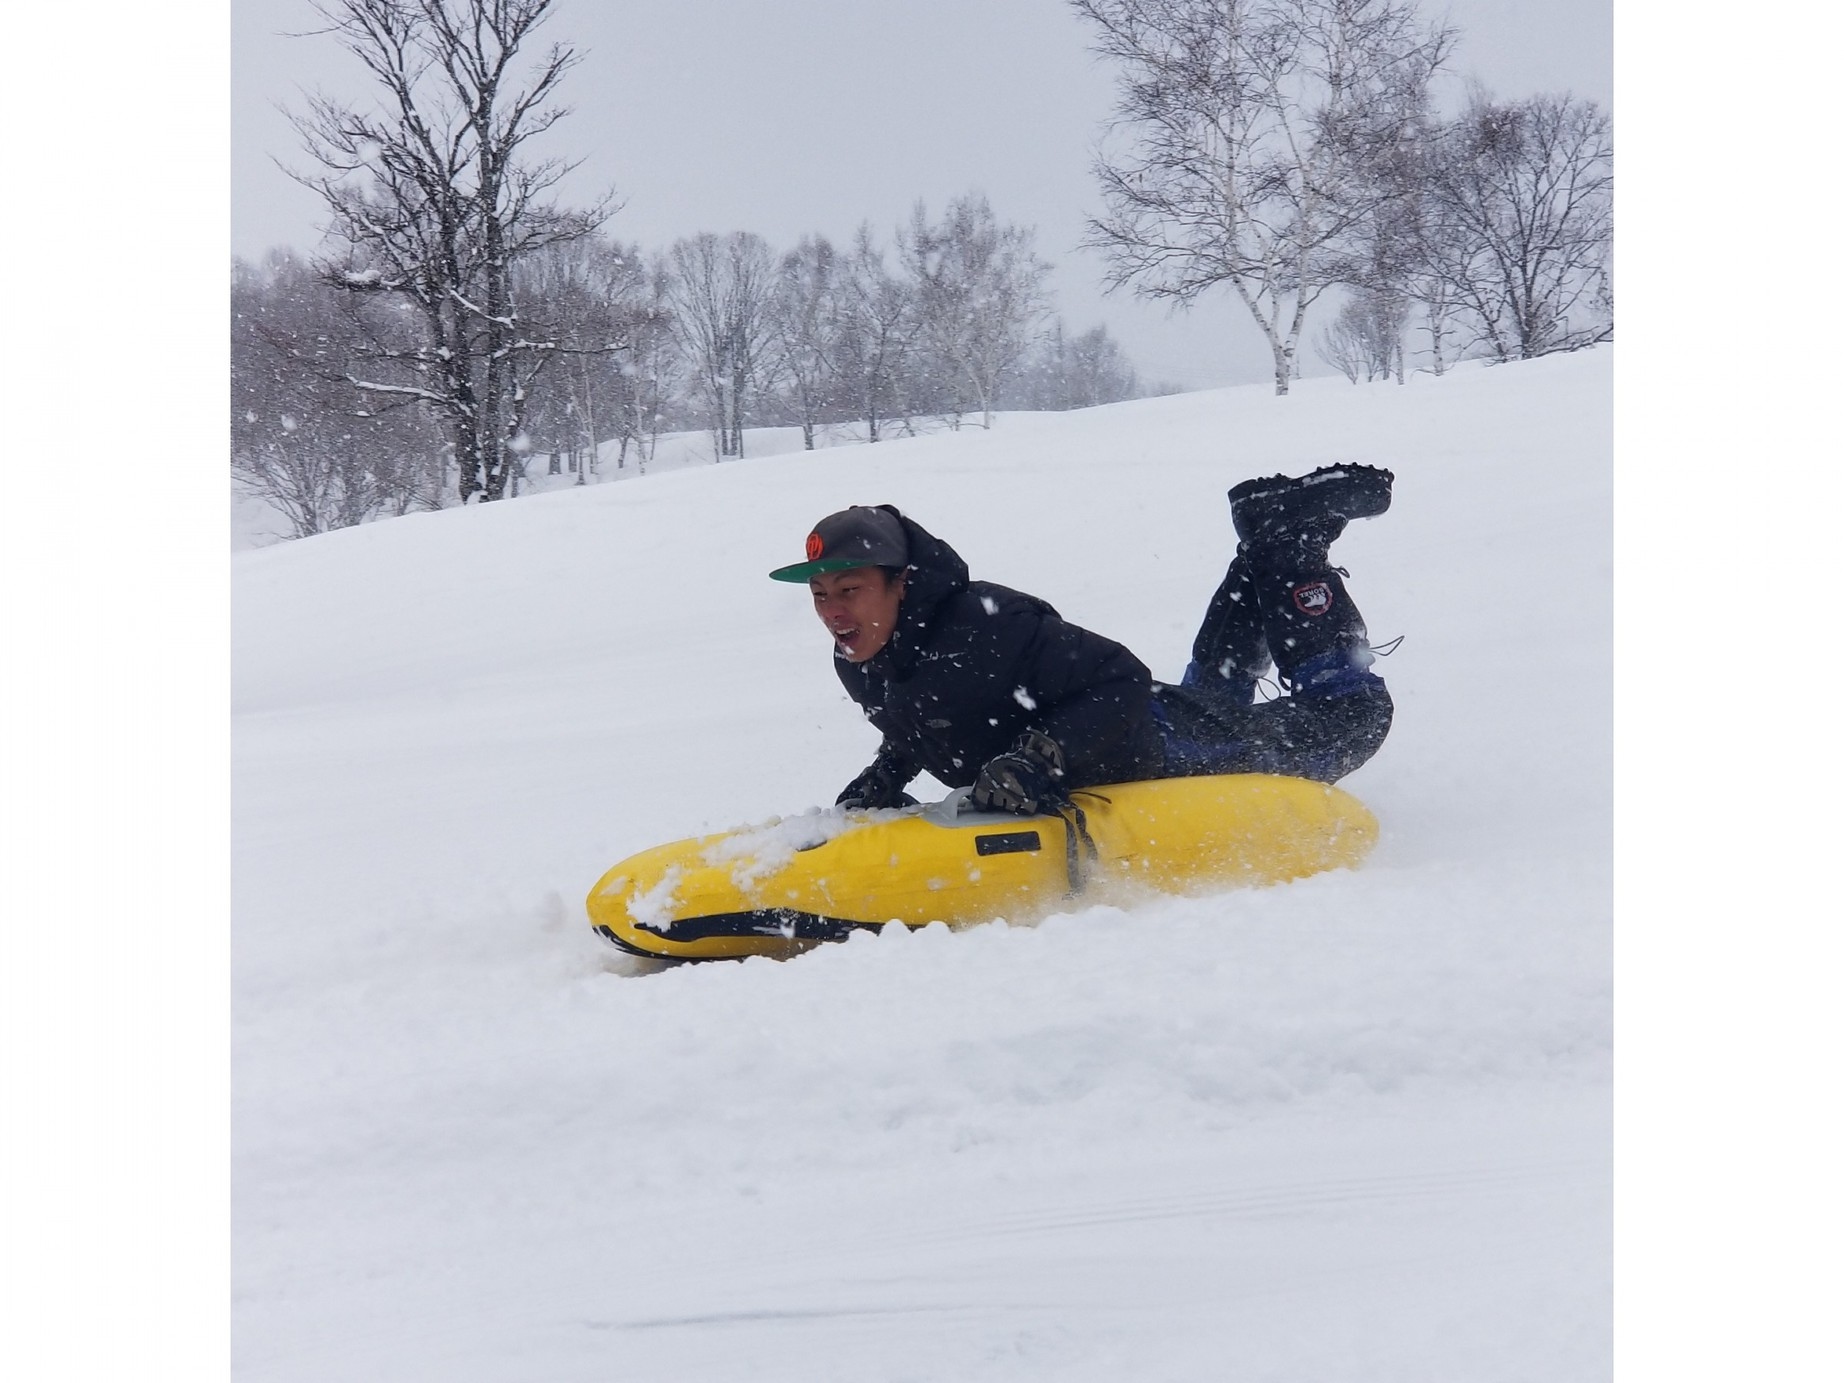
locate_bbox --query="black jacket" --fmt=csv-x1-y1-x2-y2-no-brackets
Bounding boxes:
835,509,1166,791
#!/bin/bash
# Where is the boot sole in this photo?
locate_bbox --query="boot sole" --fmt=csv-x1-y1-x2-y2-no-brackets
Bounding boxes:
1230,465,1394,544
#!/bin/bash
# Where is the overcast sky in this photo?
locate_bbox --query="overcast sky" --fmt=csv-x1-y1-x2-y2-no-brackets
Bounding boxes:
233,0,1611,390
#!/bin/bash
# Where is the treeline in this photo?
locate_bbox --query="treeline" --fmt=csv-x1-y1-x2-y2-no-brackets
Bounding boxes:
233,193,1159,539
1309,89,1615,385
1075,0,1613,393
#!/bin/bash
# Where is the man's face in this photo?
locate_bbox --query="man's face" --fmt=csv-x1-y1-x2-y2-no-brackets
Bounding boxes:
810,566,906,663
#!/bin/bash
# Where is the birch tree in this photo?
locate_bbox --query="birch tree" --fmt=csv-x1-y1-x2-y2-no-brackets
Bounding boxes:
232,253,445,535
232,257,377,537
1072,0,1452,394
832,224,916,443
902,194,1051,429
1064,322,1143,406
1418,91,1614,361
771,235,840,450
515,235,648,480
619,255,682,469
288,0,613,504
668,231,778,458
1313,288,1406,381
1016,320,1143,409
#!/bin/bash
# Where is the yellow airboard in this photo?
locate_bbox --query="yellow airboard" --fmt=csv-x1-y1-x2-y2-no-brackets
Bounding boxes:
587,774,1379,961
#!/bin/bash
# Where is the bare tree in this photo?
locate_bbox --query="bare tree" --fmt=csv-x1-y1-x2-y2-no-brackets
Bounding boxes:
1313,287,1407,381
1019,320,1075,411
1066,322,1144,405
771,235,840,451
901,194,1052,429
1072,0,1453,394
232,259,376,538
516,235,650,481
1409,264,1460,375
287,0,614,504
831,223,916,443
619,255,682,470
1015,319,1144,409
232,252,444,537
668,231,778,458
1418,90,1614,361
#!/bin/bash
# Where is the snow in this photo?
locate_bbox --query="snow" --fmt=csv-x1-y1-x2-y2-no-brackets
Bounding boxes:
698,807,858,893
233,351,1612,1380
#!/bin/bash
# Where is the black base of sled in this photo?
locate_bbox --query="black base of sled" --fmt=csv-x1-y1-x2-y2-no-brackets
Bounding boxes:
594,909,884,961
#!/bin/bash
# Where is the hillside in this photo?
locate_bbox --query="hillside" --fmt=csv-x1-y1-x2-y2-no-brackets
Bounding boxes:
233,350,1613,1381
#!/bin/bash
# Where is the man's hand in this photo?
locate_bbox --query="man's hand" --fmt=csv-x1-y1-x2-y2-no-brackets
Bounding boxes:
970,732,1067,815
836,755,917,811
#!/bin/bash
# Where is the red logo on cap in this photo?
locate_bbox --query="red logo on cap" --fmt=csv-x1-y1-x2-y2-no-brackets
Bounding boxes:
805,532,824,560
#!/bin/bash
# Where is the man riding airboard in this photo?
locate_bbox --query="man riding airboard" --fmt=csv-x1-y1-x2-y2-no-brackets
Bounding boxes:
768,465,1395,817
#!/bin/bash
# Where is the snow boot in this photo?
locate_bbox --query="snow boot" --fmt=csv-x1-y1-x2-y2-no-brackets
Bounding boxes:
1237,536,1393,778
1229,463,1394,550
1232,465,1392,692
1182,550,1272,705
1246,553,1379,692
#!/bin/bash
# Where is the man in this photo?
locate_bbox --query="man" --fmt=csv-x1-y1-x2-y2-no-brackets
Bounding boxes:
767,465,1395,816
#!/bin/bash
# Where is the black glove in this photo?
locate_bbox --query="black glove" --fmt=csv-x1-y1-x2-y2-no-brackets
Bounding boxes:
970,731,1067,815
836,752,918,811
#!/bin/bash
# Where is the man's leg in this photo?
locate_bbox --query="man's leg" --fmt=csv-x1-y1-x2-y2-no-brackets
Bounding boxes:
1155,465,1395,784
1242,536,1380,695
1181,549,1271,705
1153,679,1392,782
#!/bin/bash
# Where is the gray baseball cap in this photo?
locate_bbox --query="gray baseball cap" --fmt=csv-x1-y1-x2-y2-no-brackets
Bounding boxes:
768,506,910,582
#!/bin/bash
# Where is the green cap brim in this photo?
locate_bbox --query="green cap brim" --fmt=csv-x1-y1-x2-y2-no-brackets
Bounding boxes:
768,557,887,583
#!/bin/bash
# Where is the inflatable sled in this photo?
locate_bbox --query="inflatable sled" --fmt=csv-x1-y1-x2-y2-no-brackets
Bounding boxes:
586,773,1378,962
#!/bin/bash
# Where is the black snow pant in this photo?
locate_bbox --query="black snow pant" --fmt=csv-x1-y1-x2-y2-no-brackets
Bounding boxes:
1150,677,1392,785
1148,542,1393,785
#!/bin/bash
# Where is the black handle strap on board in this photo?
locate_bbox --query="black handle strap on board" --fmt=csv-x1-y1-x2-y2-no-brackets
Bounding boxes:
950,785,1105,896
1052,792,1106,896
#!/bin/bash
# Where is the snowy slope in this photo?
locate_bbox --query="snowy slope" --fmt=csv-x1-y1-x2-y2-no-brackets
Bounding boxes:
232,351,1612,1381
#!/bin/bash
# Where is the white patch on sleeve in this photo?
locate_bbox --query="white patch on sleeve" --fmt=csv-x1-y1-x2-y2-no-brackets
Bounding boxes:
980,596,999,615
1013,687,1037,710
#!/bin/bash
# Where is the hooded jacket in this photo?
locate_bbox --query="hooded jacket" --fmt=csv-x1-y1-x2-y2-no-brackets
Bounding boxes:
835,508,1166,792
